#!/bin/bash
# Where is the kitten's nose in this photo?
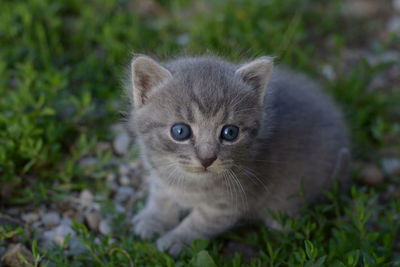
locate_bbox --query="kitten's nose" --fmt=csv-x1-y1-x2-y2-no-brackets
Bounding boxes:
199,156,217,168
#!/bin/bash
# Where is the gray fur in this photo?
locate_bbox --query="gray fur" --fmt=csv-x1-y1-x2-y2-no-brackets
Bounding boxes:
128,55,350,257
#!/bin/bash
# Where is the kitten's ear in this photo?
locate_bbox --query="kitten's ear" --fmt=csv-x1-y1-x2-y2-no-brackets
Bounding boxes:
130,55,172,108
235,57,274,102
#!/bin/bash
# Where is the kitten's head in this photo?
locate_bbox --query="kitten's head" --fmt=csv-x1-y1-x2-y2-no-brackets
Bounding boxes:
129,55,273,179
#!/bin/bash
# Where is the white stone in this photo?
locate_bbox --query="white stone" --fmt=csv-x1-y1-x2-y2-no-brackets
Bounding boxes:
60,217,72,226
53,224,75,246
42,212,61,228
382,158,400,176
118,175,131,186
118,164,131,176
114,203,126,213
79,190,94,208
115,186,134,203
99,220,111,235
43,230,55,242
113,131,131,156
321,64,336,81
21,212,39,224
84,212,102,232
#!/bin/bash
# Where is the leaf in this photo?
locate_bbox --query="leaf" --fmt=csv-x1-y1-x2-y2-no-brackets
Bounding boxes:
192,250,217,267
305,240,316,259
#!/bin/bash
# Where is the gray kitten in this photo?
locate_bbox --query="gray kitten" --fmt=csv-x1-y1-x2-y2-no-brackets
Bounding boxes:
128,55,350,257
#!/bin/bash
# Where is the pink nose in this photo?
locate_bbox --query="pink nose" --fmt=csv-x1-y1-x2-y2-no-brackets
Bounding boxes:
199,156,217,168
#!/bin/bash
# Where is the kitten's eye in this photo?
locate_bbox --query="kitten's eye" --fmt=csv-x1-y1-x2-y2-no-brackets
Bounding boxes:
221,125,239,141
171,123,191,141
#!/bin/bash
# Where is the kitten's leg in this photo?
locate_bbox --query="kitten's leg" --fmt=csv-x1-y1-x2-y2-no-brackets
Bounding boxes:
133,179,180,239
156,205,239,257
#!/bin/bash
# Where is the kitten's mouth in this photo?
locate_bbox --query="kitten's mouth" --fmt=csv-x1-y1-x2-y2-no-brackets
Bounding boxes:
182,166,210,174
180,165,228,176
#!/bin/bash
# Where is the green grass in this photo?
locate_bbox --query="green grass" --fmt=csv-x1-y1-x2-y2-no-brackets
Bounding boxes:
0,0,399,265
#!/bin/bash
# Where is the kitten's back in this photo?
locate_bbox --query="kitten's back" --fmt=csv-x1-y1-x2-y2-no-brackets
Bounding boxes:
253,67,349,214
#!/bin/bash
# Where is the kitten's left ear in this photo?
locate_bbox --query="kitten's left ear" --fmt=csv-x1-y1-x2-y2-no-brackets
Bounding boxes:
235,57,274,102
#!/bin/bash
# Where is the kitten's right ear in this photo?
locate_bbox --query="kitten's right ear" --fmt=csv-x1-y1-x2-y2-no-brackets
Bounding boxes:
130,55,172,109
235,57,274,104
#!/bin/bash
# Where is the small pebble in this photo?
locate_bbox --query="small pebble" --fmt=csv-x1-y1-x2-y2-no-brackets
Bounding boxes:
99,220,111,235
1,244,33,267
382,158,400,176
114,203,126,213
113,131,131,156
360,165,385,186
79,190,94,208
321,64,335,81
115,186,135,203
32,221,43,229
84,212,102,232
118,164,131,176
53,224,75,246
69,239,87,255
60,217,72,226
107,173,116,182
129,161,141,170
118,175,131,186
21,212,39,224
43,230,55,244
42,212,61,228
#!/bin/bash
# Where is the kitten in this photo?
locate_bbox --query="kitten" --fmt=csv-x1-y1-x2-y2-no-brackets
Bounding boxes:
127,55,350,257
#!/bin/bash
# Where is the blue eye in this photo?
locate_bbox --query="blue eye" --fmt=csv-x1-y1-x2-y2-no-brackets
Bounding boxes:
221,125,239,141
171,124,191,141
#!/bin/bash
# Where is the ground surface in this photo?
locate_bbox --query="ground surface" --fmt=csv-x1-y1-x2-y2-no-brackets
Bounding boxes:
0,0,400,266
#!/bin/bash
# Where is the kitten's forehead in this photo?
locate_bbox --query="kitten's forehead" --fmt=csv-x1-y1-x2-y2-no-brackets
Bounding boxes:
164,59,256,119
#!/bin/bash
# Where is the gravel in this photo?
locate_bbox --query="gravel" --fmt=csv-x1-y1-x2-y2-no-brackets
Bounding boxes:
1,138,147,254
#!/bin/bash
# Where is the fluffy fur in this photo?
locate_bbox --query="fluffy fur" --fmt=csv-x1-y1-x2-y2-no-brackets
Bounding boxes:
127,55,350,257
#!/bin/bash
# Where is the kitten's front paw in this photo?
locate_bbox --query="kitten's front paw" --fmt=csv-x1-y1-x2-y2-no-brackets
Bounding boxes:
156,232,186,258
132,211,169,240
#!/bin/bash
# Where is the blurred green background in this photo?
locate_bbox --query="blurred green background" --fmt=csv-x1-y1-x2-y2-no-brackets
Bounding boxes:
0,0,399,266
